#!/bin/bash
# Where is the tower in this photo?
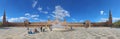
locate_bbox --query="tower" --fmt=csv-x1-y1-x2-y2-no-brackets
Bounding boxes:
2,10,7,25
108,10,112,27
47,18,51,25
24,19,29,27
85,20,91,28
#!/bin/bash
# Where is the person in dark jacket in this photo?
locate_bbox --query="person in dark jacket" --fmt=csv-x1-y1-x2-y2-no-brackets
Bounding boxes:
40,26,43,32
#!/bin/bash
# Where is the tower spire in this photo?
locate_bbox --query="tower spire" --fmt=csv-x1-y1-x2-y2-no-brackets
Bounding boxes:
109,10,112,18
2,10,7,25
108,10,112,27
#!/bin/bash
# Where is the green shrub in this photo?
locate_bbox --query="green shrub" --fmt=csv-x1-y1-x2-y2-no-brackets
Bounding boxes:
0,22,2,26
113,20,120,28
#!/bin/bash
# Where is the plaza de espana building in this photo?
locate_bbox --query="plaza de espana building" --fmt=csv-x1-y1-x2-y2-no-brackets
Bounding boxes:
1,10,113,27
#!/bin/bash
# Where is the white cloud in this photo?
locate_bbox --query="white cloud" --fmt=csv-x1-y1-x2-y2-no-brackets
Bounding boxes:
43,11,48,14
47,16,50,18
37,7,48,14
40,19,47,22
31,15,39,18
8,14,40,22
100,10,104,15
0,16,3,20
98,17,120,22
72,18,77,22
0,16,3,21
32,0,38,8
80,20,84,22
0,16,8,22
25,13,39,18
113,17,120,22
24,13,40,21
52,5,70,19
25,13,30,16
37,7,42,11
8,17,28,22
99,18,108,22
32,18,39,20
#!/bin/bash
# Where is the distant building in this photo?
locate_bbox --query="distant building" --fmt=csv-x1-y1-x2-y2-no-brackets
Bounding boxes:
2,10,113,27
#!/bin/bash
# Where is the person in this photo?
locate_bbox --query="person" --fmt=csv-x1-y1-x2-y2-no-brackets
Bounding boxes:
42,27,45,32
70,26,73,30
28,29,34,34
50,26,52,31
27,27,29,30
40,26,43,32
34,28,39,33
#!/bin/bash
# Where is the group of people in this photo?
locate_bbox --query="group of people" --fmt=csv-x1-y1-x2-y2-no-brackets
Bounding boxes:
27,27,46,34
27,26,73,34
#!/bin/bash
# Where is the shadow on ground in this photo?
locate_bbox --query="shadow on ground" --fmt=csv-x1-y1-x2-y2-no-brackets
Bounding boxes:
0,27,10,29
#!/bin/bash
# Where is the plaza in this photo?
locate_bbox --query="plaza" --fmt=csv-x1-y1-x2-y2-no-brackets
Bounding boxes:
0,27,120,39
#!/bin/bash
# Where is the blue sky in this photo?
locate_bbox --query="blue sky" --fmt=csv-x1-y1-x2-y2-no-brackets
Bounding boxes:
0,0,120,22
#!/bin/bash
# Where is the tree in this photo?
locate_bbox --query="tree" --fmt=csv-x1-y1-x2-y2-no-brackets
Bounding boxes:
113,20,120,28
0,22,2,26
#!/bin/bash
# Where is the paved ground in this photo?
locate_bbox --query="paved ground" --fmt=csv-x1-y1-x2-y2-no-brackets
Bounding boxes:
0,27,120,39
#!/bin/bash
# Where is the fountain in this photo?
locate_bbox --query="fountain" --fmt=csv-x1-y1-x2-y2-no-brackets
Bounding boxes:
48,6,72,31
51,18,69,31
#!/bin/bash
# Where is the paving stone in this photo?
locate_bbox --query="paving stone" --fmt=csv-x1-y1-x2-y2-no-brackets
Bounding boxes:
0,27,120,39
107,36,115,39
95,36,101,39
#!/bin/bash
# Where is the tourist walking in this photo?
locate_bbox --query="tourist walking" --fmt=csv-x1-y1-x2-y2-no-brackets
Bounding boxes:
50,26,52,31
42,27,45,32
70,26,72,30
40,26,43,32
27,27,29,30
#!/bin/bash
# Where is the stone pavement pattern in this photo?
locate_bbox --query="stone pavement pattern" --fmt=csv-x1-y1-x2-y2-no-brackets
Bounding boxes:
0,27,120,39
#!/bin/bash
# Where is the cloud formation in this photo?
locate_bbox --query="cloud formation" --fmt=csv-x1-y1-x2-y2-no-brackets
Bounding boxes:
8,17,28,22
7,13,40,22
72,18,77,22
99,17,120,22
40,19,47,22
37,7,48,14
100,10,104,15
99,18,108,22
43,11,48,14
113,17,120,22
25,13,39,20
25,13,39,18
0,16,3,20
52,5,70,19
25,13,30,16
80,20,84,22
32,0,38,8
0,16,3,21
37,7,42,11
31,15,39,18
